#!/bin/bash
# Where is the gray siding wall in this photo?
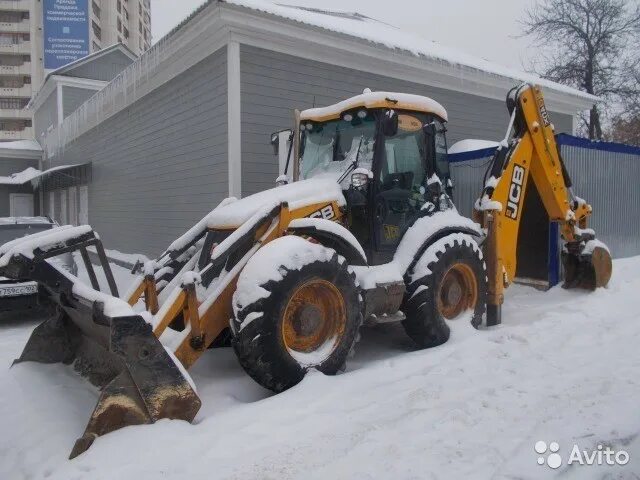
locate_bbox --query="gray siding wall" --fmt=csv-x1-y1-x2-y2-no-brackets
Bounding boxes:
49,48,228,256
63,51,133,82
240,45,573,196
33,89,58,142
62,86,98,118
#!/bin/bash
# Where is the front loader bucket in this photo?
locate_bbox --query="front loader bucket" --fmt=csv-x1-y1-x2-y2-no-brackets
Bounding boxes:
1,226,201,458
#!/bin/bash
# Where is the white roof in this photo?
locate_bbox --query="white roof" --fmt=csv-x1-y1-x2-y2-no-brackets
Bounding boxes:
0,164,82,186
223,0,596,102
0,140,42,152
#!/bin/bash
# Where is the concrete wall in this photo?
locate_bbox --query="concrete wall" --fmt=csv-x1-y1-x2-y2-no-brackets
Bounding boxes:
239,45,574,196
48,47,228,256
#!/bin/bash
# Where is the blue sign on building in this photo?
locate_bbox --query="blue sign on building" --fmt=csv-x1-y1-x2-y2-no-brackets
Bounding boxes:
43,0,90,70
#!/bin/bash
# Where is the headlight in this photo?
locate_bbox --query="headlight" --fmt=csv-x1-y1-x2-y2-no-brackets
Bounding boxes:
351,172,369,189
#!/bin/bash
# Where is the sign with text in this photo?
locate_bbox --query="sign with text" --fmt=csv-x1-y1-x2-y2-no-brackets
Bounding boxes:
43,0,90,70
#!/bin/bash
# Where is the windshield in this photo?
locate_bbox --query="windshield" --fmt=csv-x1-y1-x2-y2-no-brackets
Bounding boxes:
300,113,376,181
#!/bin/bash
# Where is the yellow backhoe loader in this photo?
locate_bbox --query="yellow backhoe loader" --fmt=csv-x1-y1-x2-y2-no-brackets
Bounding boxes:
0,84,611,458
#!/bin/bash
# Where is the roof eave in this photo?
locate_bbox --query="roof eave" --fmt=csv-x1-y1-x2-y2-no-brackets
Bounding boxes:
221,3,596,113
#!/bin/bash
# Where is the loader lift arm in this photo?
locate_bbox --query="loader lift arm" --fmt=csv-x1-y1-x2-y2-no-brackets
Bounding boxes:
475,84,612,326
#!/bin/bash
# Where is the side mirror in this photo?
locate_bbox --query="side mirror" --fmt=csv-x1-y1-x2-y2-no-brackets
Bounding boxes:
382,109,398,136
270,129,293,156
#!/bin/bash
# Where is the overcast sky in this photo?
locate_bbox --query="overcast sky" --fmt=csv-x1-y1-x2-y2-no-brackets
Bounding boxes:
150,0,538,71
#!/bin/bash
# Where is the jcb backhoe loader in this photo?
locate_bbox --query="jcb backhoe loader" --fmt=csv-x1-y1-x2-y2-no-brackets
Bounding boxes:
0,84,611,458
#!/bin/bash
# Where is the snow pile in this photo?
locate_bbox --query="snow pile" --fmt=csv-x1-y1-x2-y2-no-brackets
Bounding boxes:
1,255,638,479
0,225,93,267
233,236,336,330
0,167,42,185
301,91,448,122
448,139,500,154
206,178,345,228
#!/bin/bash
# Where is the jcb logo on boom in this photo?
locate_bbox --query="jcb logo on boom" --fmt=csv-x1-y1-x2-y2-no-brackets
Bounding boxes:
505,165,526,220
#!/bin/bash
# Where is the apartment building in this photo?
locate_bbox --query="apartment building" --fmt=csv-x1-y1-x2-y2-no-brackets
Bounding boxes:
0,0,150,142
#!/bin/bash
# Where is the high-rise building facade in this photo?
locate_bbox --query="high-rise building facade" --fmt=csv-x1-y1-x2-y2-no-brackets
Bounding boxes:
0,0,151,142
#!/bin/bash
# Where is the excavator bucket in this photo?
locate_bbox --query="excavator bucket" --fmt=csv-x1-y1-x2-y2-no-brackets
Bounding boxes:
0,226,201,459
562,244,613,290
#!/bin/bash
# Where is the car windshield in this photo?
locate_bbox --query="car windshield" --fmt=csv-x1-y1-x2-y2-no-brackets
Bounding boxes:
300,113,376,181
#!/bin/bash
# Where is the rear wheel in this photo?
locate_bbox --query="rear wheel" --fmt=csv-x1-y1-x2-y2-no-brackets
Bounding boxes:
231,237,362,392
402,233,487,348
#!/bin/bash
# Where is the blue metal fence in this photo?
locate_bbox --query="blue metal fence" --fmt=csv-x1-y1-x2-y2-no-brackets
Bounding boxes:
448,134,639,260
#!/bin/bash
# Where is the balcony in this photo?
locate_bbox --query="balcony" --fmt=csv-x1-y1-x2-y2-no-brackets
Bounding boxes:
0,108,30,119
0,84,31,97
0,62,31,76
0,41,30,55
0,19,30,33
0,1,29,12
0,126,32,141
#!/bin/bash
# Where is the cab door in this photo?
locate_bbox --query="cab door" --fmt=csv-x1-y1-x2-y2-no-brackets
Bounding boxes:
371,112,431,264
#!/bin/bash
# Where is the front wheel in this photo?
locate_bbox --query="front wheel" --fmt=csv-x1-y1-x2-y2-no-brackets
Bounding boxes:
402,233,487,348
231,236,362,392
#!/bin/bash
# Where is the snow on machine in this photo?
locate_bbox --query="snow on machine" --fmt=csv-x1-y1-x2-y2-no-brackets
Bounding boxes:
0,84,611,458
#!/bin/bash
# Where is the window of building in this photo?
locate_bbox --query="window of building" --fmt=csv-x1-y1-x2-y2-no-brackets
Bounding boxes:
0,98,29,109
92,1,101,18
138,2,142,15
24,76,30,84
0,77,22,88
92,21,102,40
92,41,101,52
123,7,129,20
139,20,142,33
123,27,129,39
117,0,121,13
0,12,22,23
117,18,122,32
0,34,24,45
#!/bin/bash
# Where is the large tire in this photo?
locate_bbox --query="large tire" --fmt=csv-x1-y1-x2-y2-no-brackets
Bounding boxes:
231,237,362,393
402,233,487,349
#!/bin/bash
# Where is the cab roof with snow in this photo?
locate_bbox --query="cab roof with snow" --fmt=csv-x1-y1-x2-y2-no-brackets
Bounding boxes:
300,91,448,122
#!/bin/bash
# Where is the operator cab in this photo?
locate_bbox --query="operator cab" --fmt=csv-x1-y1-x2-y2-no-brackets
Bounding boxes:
274,91,452,265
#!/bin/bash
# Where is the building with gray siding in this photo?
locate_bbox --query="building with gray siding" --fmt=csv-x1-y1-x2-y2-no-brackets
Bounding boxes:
35,0,595,257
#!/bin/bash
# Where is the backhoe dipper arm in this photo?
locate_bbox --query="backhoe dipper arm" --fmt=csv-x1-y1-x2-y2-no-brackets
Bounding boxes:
475,84,612,326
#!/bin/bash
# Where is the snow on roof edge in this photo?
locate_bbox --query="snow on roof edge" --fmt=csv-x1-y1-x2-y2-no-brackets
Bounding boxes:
221,0,596,104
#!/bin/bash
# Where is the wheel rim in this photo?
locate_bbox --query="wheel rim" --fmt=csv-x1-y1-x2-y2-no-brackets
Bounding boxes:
437,263,478,319
282,279,346,363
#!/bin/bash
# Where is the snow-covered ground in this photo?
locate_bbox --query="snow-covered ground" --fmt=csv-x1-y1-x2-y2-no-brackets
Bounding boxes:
1,257,639,479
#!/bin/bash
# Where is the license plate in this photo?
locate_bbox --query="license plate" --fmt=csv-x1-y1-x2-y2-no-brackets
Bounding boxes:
0,283,37,298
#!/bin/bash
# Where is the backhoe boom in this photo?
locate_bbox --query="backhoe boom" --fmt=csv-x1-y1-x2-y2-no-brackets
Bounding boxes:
475,84,612,326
